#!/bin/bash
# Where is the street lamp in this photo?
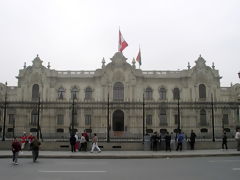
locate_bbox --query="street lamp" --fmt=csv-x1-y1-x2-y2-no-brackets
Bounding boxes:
37,94,40,139
2,82,7,141
238,72,240,79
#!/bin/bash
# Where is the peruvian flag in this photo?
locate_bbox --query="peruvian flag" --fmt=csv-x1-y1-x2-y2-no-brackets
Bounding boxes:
136,48,142,65
118,30,128,52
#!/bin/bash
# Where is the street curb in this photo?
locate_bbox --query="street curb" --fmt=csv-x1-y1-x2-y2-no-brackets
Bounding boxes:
1,153,240,159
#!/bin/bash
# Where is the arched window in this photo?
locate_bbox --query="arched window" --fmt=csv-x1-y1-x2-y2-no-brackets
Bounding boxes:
145,87,153,100
32,84,39,101
159,88,166,100
58,87,65,100
199,84,206,99
71,86,78,100
85,87,93,100
31,108,38,126
113,82,124,101
159,109,167,126
173,88,180,100
200,109,207,126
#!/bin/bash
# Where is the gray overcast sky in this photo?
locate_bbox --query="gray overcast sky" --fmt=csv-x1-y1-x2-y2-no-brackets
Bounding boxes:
0,0,239,86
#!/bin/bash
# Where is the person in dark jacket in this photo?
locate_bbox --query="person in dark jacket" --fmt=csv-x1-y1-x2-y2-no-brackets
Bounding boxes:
30,136,41,162
189,130,197,150
12,137,21,165
70,134,76,152
165,131,171,152
151,132,159,151
222,131,228,150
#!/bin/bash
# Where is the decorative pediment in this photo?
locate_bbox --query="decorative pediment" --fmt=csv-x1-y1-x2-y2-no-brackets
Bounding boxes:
32,55,43,68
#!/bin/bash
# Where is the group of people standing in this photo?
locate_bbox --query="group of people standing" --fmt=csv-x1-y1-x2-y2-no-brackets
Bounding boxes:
11,132,41,165
70,130,101,153
150,130,197,152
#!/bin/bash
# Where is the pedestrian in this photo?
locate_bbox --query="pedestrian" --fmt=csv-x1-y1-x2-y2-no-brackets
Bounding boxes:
83,129,89,150
11,137,21,165
74,132,80,152
28,133,34,150
189,130,196,150
30,136,41,162
80,133,87,151
176,130,184,151
20,132,28,150
165,131,171,152
70,133,76,152
151,132,158,151
90,133,101,153
222,131,228,150
235,128,240,151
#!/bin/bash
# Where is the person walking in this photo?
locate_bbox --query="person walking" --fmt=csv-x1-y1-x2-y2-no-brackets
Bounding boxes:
11,137,21,165
70,133,76,152
235,128,240,151
189,130,197,150
30,136,41,162
90,133,101,153
165,131,171,152
222,131,228,150
176,130,184,151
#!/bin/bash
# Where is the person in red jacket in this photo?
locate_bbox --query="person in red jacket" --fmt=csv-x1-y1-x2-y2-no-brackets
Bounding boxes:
12,137,21,165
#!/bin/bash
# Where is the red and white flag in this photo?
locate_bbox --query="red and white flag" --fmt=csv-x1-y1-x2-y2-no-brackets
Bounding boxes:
136,48,142,65
118,30,128,52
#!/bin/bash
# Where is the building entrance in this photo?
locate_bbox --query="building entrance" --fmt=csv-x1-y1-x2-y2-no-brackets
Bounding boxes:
112,110,124,131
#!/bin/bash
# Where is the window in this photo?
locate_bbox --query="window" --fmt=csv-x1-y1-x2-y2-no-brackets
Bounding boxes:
146,114,152,125
56,128,64,133
71,87,78,100
200,109,207,126
145,87,153,100
173,88,180,100
159,88,166,100
85,87,93,100
31,108,38,126
58,87,65,100
8,114,15,125
85,114,91,125
113,82,124,101
199,84,206,99
159,109,167,126
223,114,229,125
32,84,39,101
57,114,64,125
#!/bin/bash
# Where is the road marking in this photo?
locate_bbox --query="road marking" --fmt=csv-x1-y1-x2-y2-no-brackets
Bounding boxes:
232,168,240,171
208,160,240,163
39,170,107,173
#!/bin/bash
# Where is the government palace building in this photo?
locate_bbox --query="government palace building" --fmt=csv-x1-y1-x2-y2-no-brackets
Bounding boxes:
0,52,240,140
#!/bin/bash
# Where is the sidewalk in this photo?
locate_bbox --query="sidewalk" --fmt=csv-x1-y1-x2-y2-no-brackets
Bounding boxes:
1,149,240,159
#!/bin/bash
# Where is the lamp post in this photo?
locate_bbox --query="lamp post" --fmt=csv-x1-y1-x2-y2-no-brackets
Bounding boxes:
211,93,215,142
37,94,40,139
2,82,7,141
142,93,145,143
177,96,180,132
238,72,240,79
107,93,110,142
71,97,75,135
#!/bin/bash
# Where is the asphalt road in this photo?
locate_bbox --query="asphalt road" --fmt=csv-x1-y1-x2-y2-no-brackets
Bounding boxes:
1,157,240,180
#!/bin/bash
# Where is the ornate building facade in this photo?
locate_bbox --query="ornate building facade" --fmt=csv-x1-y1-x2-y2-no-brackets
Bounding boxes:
0,52,240,139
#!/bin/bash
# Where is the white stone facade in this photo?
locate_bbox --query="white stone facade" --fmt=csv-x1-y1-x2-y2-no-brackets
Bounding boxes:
0,52,240,139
